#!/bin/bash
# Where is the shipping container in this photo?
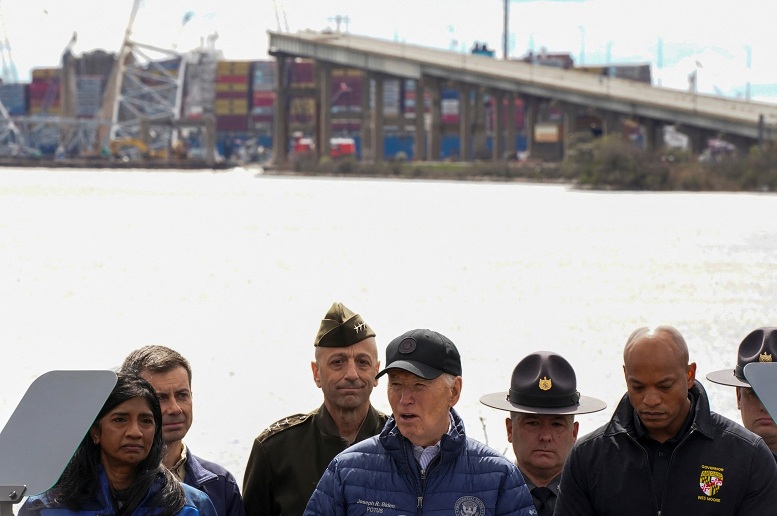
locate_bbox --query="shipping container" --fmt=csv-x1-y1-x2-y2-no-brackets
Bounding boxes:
76,75,103,118
0,83,28,115
441,88,459,124
216,115,249,131
253,60,276,92
217,60,252,75
289,60,314,88
215,91,249,100
215,81,249,93
31,67,60,81
215,99,249,115
252,91,275,106
331,68,362,112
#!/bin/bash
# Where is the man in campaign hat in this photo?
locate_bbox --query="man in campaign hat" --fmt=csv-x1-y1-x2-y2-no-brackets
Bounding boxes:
243,302,388,516
480,351,606,516
707,326,777,457
305,329,536,516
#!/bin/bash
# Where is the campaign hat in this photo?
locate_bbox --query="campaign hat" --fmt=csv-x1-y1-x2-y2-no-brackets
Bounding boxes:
376,329,461,380
707,327,777,387
480,351,606,415
314,302,375,347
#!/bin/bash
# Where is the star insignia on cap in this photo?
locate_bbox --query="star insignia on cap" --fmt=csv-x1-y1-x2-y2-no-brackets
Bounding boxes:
354,322,367,333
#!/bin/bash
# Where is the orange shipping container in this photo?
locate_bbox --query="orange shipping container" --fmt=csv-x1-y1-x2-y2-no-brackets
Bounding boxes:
215,82,249,93
215,99,249,115
217,61,251,74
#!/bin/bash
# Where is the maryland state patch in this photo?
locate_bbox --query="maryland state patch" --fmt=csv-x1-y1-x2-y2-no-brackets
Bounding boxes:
699,466,724,498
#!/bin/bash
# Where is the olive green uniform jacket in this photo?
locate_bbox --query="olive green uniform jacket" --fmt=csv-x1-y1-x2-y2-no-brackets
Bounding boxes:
242,403,388,516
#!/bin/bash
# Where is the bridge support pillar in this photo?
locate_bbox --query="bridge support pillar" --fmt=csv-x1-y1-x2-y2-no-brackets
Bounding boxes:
360,70,371,160
273,57,290,167
602,111,620,137
684,126,707,155
372,74,385,162
426,79,441,160
524,95,538,159
473,87,488,159
640,118,659,151
414,79,425,160
492,90,505,160
459,84,473,161
505,92,517,159
316,62,332,161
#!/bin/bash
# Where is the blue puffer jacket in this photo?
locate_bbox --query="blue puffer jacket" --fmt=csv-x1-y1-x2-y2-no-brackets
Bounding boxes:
304,408,535,516
19,466,218,516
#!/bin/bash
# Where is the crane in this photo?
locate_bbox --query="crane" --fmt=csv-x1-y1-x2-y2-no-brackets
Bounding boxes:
0,0,18,83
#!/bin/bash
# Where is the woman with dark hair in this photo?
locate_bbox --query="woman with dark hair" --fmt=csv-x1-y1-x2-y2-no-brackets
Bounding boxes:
19,374,217,516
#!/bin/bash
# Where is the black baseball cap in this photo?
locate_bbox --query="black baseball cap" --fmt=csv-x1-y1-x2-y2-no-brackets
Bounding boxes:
376,329,462,380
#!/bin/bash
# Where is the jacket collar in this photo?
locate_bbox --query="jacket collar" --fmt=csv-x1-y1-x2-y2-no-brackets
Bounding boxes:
380,407,467,467
315,403,386,443
606,380,713,439
184,448,218,486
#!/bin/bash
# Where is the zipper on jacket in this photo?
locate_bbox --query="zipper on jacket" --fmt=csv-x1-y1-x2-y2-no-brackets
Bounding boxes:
417,469,425,512
625,432,661,515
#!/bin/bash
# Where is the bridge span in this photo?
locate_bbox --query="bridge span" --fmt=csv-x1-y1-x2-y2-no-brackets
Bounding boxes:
268,30,777,163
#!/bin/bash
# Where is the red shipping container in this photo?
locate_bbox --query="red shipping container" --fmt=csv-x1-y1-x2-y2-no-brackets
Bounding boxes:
217,115,249,131
290,60,314,86
216,91,249,100
252,92,275,106
216,75,250,84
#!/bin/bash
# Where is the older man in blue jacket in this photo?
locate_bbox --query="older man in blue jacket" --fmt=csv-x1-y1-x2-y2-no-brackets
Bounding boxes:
305,328,535,516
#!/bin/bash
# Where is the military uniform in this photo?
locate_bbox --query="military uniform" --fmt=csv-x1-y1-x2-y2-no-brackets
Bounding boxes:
242,403,387,516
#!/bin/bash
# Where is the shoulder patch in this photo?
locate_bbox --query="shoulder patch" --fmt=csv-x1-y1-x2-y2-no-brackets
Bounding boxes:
257,414,310,442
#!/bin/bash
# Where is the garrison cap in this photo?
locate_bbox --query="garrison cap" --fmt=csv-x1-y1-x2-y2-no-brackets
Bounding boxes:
314,302,375,347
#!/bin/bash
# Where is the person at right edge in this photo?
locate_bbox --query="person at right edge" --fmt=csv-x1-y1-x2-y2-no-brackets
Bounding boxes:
707,326,777,460
554,325,777,516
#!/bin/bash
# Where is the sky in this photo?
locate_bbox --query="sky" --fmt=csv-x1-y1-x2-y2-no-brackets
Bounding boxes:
2,0,775,102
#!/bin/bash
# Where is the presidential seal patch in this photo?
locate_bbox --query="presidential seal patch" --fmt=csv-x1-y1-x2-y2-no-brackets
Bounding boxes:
454,496,485,516
700,467,724,497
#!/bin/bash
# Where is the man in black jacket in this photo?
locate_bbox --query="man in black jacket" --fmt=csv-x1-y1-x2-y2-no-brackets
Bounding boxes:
555,325,777,516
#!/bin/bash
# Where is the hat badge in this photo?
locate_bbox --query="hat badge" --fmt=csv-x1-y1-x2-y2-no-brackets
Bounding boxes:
354,321,367,333
398,338,416,354
538,376,552,391
760,352,773,362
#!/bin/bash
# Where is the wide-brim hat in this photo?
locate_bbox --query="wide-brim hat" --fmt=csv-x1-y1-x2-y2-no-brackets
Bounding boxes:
706,327,777,387
744,362,777,422
480,351,606,415
376,329,461,380
314,302,375,347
